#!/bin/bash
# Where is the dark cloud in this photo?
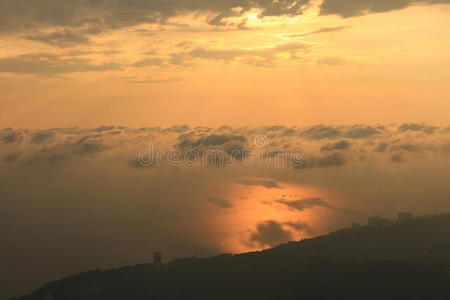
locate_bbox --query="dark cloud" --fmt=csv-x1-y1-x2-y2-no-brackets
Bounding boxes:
344,125,382,139
0,53,121,76
167,125,191,133
301,125,341,140
320,140,351,152
277,197,331,211
0,0,447,50
73,141,105,156
168,42,309,66
0,0,311,35
224,143,248,160
30,131,55,144
24,29,91,48
293,152,347,169
237,179,280,189
207,134,238,146
301,125,382,141
1,123,448,170
280,128,298,136
108,130,122,135
398,123,436,134
132,57,167,67
391,143,423,152
316,153,346,167
94,126,117,133
207,197,233,208
263,125,288,132
2,133,20,144
284,221,313,235
70,135,107,156
285,26,348,38
320,0,450,18
179,134,247,149
250,220,293,247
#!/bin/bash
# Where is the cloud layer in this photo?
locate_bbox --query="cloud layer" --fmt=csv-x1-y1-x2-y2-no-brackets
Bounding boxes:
1,0,448,47
0,0,311,34
3,123,450,168
321,0,450,17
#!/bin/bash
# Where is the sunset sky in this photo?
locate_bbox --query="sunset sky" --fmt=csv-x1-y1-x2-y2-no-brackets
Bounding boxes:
1,1,450,299
1,0,449,127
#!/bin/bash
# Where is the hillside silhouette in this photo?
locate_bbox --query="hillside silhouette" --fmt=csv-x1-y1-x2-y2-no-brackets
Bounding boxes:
16,213,450,300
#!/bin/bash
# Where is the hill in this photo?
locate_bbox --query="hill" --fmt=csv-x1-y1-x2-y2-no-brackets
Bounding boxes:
15,214,450,300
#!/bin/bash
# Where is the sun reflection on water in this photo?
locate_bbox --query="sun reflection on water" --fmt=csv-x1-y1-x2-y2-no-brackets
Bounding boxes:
204,178,336,253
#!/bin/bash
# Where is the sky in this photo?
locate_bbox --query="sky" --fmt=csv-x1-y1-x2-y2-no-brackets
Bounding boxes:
0,0,449,127
1,1,450,299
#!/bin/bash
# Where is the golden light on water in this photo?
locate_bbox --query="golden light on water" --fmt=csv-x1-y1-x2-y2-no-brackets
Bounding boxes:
205,178,335,253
